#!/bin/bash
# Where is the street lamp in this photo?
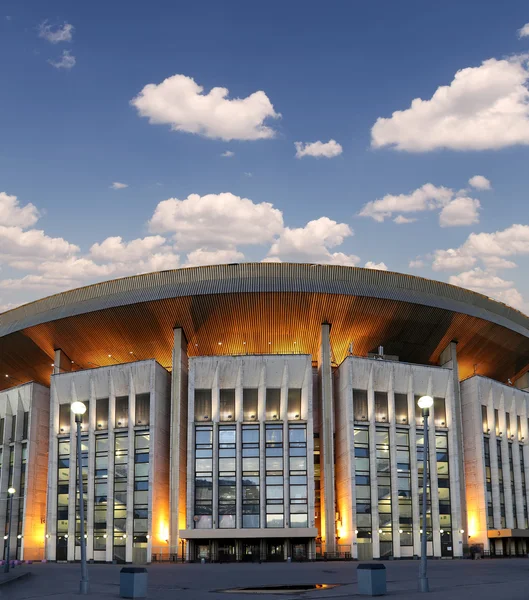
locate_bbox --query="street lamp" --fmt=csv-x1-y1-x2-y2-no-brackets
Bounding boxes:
4,487,15,573
71,401,89,595
417,395,433,593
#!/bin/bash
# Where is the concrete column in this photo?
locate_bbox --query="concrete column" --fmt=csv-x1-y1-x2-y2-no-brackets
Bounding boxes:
185,360,195,533
439,341,467,537
106,372,116,561
318,323,336,554
304,360,316,531
235,364,243,530
86,379,96,561
45,379,60,560
0,404,12,549
212,365,219,530
281,363,289,528
67,380,77,561
367,366,379,558
512,408,524,528
388,367,400,558
53,349,72,375
126,371,135,562
169,328,188,555
259,364,266,530
408,372,421,556
427,376,441,557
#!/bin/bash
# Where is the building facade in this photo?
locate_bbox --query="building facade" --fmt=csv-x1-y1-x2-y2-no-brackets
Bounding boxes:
1,263,529,561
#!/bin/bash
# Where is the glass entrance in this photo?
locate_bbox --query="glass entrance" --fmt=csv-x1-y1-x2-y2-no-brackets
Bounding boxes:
440,531,453,557
241,542,260,562
266,541,284,561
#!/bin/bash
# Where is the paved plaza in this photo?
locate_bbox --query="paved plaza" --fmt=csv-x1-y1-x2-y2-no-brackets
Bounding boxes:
2,559,529,600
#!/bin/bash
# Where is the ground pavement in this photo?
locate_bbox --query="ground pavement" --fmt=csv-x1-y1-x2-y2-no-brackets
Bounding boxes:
2,558,529,599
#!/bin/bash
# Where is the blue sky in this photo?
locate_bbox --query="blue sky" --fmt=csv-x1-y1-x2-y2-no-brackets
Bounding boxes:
2,1,529,313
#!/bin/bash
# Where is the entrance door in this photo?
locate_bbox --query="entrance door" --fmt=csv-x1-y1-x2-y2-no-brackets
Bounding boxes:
441,531,453,558
218,542,236,563
266,541,284,561
241,542,260,562
292,543,307,561
56,538,68,561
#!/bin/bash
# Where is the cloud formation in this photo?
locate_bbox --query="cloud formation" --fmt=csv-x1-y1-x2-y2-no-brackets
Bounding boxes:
371,55,529,151
518,23,529,38
364,261,388,270
111,182,128,189
449,268,525,311
439,196,480,227
0,192,40,227
267,217,359,265
38,21,74,43
221,151,234,158
294,139,343,158
149,192,284,250
468,175,491,190
48,50,76,69
131,74,280,141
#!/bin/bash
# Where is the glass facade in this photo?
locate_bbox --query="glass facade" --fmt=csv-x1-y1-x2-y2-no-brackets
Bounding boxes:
194,425,213,529
376,427,392,557
396,430,412,546
113,432,128,561
133,432,149,550
354,427,372,544
242,425,259,528
289,424,307,528
265,424,284,527
94,435,108,550
218,425,236,528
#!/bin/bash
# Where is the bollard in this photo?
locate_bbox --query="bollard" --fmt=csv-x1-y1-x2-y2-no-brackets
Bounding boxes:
201,557,205,564
357,564,386,596
120,567,148,599
287,557,291,563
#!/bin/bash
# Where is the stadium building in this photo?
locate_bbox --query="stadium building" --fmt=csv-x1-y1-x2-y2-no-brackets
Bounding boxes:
1,263,529,562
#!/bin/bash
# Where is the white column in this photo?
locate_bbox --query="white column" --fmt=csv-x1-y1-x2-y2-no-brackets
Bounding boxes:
235,364,243,530
126,369,135,562
409,372,421,556
106,372,116,562
427,376,441,557
258,363,266,532
388,367,400,558
281,363,289,529
86,379,96,561
488,387,501,530
368,365,379,558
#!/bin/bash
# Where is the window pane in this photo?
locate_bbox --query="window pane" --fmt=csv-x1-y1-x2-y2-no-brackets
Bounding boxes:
219,429,236,444
291,513,308,528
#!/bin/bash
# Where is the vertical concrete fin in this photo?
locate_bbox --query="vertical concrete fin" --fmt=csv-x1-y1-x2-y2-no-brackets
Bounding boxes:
318,323,336,553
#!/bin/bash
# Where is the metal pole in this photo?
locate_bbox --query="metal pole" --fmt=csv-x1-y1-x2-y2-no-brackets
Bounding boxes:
4,493,13,573
419,408,429,592
76,416,89,594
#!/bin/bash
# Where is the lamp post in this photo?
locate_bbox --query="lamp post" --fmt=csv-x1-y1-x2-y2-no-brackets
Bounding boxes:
4,487,15,573
417,395,433,593
71,401,89,595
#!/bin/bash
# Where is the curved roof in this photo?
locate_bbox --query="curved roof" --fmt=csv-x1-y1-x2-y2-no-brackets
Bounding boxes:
1,263,529,390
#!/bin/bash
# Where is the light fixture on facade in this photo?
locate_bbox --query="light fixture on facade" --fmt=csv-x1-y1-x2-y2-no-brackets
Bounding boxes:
227,414,232,420
123,534,127,539
146,535,149,539
355,529,358,534
3,536,6,540
65,534,68,538
218,342,222,346
45,534,50,539
103,534,107,539
17,535,21,539
378,529,382,533
440,530,444,534
250,414,256,420
399,529,403,534
273,414,278,420
51,363,55,367
203,415,209,421
295,413,300,419
459,529,464,534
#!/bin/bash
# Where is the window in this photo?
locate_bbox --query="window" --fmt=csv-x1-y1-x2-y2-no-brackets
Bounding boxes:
375,392,388,423
218,425,236,528
377,426,392,557
289,424,307,527
395,394,408,425
266,424,284,527
135,393,150,426
266,389,281,421
195,389,212,422
194,425,213,529
134,432,149,540
434,398,446,428
436,432,451,533
94,433,108,549
59,404,70,434
242,425,259,528
96,398,109,431
353,389,368,422
220,389,235,422
22,411,29,440
482,406,489,434
287,389,302,420
114,432,128,556
354,427,371,531
243,389,258,422
115,396,128,428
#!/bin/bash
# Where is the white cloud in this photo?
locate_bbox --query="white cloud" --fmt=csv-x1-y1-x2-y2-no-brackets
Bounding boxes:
48,50,76,70
394,215,417,224
38,21,74,43
449,268,526,311
221,151,234,158
359,183,453,222
110,182,128,190
131,74,280,141
267,217,359,265
149,192,283,250
244,172,253,177
0,192,39,228
468,175,491,190
89,235,167,262
184,247,244,267
294,139,343,159
0,226,79,265
364,261,388,270
409,259,424,268
432,224,529,273
439,196,480,227
518,23,529,38
371,55,529,151
0,301,18,313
